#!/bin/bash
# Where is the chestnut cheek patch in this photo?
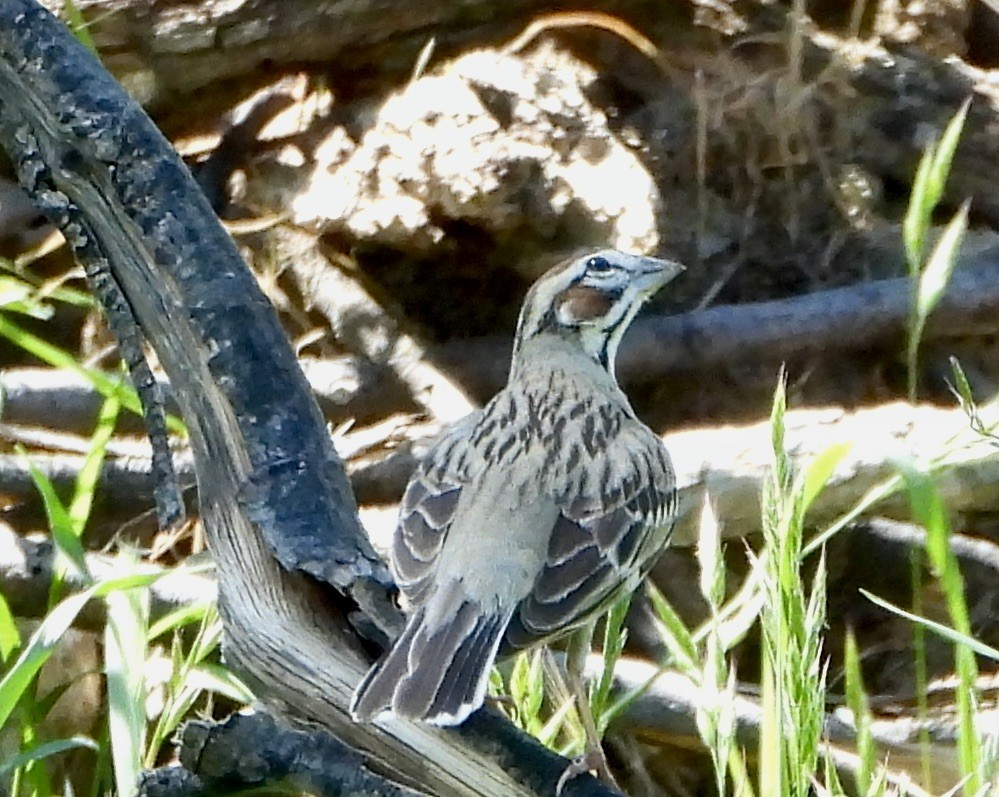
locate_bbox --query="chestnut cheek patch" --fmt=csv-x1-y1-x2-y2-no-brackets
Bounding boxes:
555,285,616,325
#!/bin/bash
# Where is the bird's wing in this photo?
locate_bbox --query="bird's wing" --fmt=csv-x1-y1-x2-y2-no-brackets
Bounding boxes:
390,412,481,607
506,424,676,648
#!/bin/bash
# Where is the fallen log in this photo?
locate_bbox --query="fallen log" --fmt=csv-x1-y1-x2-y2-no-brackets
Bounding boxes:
3,400,996,549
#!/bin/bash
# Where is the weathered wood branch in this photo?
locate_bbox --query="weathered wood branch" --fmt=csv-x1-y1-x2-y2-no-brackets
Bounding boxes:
0,359,409,436
3,399,998,548
436,243,999,397
352,400,999,547
598,656,970,792
276,225,475,424
139,712,426,797
15,0,997,247
6,233,999,434
0,521,216,631
33,0,597,117
0,3,615,795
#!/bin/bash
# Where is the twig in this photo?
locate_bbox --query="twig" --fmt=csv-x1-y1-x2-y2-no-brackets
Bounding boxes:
0,359,408,435
501,10,683,81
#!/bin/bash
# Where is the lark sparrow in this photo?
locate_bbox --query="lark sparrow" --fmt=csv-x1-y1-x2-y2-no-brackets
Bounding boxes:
352,249,682,727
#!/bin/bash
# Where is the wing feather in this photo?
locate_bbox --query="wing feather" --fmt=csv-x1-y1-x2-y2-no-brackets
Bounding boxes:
533,540,601,602
390,413,480,606
506,424,675,649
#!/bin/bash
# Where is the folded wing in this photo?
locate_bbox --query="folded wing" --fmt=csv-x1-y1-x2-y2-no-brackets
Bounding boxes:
506,426,676,649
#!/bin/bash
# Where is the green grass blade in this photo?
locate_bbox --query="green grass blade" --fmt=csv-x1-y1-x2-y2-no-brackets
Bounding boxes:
70,390,123,531
20,449,90,585
147,681,199,764
915,201,969,323
31,277,95,309
866,582,983,794
522,649,545,729
147,600,215,642
0,588,94,729
758,644,780,796
61,0,98,54
758,370,828,797
796,442,851,517
715,585,765,653
902,100,969,274
507,651,532,723
537,697,576,748
898,465,974,639
647,583,698,671
860,589,999,661
0,736,98,776
759,375,789,797
18,729,55,797
903,101,970,403
592,595,630,734
844,631,874,793
696,497,725,607
927,99,971,209
729,746,756,797
147,651,253,759
0,571,171,731
897,463,980,793
188,662,254,704
897,463,948,547
0,313,124,393
104,570,149,797
0,313,186,435
0,591,21,663
518,649,555,741
911,547,934,791
769,368,789,491
947,356,992,440
904,144,936,272
0,257,94,308
0,275,55,319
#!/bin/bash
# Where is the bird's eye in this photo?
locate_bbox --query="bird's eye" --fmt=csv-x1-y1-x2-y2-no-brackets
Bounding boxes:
586,256,612,273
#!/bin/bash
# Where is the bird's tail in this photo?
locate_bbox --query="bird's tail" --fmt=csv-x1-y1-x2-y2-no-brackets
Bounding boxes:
350,598,511,725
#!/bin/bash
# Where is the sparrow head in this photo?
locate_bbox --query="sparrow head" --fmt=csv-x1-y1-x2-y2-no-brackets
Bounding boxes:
513,248,684,372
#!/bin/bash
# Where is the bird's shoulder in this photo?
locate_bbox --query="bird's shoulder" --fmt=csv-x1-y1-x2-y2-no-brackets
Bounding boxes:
415,410,484,483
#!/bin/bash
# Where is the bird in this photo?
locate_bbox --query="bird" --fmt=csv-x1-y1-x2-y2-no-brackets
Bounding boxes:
351,248,683,731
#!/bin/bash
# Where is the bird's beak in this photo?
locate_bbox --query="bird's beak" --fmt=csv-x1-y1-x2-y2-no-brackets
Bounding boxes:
635,255,685,294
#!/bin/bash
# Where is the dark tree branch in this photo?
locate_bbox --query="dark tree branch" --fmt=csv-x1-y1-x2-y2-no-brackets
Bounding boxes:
6,236,999,439
436,244,999,397
141,712,426,797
